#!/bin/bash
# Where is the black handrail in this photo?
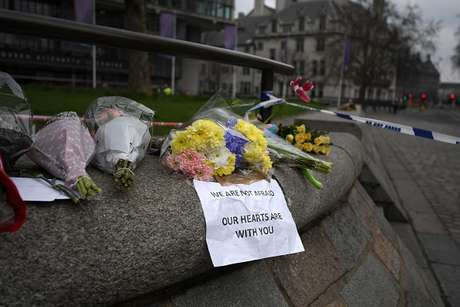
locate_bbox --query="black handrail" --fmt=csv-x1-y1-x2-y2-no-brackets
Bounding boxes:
0,9,294,75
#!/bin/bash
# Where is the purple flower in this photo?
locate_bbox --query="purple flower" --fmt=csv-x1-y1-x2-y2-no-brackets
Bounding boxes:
225,130,249,168
227,118,238,129
225,131,247,155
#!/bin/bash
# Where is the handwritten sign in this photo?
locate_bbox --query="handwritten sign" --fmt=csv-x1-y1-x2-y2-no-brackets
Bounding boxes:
193,179,304,267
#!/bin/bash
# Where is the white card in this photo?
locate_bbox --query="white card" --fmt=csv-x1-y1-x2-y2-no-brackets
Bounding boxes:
193,179,304,267
11,177,70,202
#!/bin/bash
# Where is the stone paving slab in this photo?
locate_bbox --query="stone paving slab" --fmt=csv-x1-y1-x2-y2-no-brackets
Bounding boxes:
418,233,460,266
391,222,429,269
340,254,399,307
432,263,460,306
364,109,460,307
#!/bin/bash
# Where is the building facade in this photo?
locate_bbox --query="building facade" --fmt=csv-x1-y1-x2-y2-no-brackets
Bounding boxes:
201,0,440,105
396,50,440,104
0,0,235,94
201,0,394,102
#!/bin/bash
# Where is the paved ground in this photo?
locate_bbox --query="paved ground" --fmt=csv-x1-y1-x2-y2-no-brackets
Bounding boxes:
362,108,460,307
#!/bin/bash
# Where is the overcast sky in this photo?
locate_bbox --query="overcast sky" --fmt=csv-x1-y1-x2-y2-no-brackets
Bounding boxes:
235,0,460,83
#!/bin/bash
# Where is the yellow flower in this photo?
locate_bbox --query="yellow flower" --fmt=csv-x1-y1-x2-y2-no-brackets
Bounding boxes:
261,155,272,174
214,154,236,176
295,132,311,144
302,142,314,152
286,134,294,143
318,145,331,155
171,130,192,154
234,119,267,148
296,124,306,134
243,143,264,163
295,142,303,150
171,119,225,154
314,135,331,146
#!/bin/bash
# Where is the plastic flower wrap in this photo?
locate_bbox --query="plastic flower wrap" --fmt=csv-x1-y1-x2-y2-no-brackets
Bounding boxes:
27,112,101,201
0,72,30,232
264,129,331,189
278,124,331,156
84,97,154,189
161,100,272,182
0,72,32,169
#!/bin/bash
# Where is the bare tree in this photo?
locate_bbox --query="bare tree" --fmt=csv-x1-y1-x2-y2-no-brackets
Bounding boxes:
453,20,460,70
125,0,151,95
328,0,439,103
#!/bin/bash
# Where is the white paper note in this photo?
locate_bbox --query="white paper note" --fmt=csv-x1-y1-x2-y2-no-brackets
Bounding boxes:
193,179,304,267
11,177,70,202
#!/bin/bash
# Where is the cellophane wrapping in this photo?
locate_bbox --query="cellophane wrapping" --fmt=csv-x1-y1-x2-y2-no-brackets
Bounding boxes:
161,94,273,182
27,112,95,187
0,72,32,169
0,72,32,227
84,96,154,174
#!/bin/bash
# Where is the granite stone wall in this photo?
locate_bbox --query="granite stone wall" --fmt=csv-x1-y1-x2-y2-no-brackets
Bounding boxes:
121,183,442,307
0,131,444,306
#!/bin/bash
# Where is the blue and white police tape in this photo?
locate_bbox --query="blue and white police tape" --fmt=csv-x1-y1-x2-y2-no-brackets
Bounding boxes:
245,93,460,145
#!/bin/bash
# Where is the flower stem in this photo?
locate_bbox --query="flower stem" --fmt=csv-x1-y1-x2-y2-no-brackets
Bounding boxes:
301,168,323,189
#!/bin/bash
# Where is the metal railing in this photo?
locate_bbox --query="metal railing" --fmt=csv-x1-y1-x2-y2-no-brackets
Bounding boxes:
0,8,294,99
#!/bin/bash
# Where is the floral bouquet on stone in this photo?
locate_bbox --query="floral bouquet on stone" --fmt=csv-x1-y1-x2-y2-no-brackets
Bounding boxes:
27,112,101,202
161,102,272,183
0,72,33,169
0,72,31,232
278,123,331,156
84,97,154,190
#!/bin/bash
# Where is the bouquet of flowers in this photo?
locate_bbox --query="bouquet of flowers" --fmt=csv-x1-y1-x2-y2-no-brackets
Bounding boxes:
27,112,101,202
264,129,331,189
162,107,272,182
84,97,154,189
0,72,30,232
278,124,331,156
203,93,332,189
0,72,32,169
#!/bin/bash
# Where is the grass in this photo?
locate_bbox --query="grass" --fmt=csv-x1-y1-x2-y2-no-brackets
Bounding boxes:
24,85,323,135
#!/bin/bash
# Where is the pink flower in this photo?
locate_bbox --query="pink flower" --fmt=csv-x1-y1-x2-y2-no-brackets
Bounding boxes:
175,149,214,181
290,77,315,104
165,154,180,171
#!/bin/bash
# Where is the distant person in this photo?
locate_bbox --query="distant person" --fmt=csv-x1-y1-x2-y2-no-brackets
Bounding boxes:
391,99,398,115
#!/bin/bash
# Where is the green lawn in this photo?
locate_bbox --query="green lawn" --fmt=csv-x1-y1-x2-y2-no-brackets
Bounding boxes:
25,85,320,135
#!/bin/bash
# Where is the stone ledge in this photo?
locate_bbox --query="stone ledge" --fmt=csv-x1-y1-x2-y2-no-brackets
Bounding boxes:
0,133,362,306
295,116,408,222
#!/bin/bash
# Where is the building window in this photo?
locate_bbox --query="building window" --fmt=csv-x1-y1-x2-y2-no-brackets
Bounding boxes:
296,38,304,52
319,15,326,31
320,60,325,75
201,63,207,74
278,81,284,96
318,84,324,98
281,40,287,50
243,67,250,75
240,81,251,95
270,48,276,60
292,60,297,72
257,42,264,51
271,20,278,33
312,60,318,76
0,0,8,9
245,46,251,53
316,37,325,51
298,17,305,32
299,60,305,76
282,24,292,33
258,25,266,34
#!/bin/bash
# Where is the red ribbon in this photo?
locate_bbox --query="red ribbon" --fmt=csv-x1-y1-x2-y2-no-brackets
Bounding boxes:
0,154,27,232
